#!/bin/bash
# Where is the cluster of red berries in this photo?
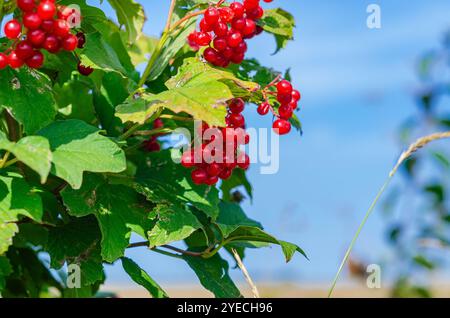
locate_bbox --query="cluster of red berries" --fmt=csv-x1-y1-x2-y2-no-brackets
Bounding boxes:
181,98,250,186
0,0,91,75
188,0,272,67
258,79,301,135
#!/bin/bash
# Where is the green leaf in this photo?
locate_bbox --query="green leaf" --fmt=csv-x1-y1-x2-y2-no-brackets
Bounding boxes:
38,120,126,189
0,132,52,183
115,98,162,124
134,150,220,220
224,226,307,263
413,255,435,270
183,253,242,298
61,174,153,263
121,257,169,298
259,8,295,54
216,202,261,238
147,19,196,82
79,32,129,78
0,68,57,134
148,204,202,248
220,169,253,202
54,80,96,123
0,172,43,255
46,217,104,286
108,0,145,45
128,34,158,66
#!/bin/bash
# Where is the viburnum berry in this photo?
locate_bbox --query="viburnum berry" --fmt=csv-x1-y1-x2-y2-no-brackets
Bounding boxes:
4,20,22,39
191,169,208,185
15,41,34,60
76,32,86,48
0,53,8,70
1,2,84,71
62,34,78,51
229,98,245,113
8,51,24,69
26,51,44,69
28,29,47,47
18,0,36,12
78,62,94,76
188,0,268,68
37,1,56,20
273,119,292,135
257,102,270,115
277,80,293,95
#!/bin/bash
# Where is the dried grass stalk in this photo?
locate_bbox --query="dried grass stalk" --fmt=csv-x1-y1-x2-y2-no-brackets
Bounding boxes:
231,249,260,298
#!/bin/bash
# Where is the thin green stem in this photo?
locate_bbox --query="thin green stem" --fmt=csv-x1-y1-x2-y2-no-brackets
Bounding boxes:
327,176,393,298
0,151,10,168
3,158,18,168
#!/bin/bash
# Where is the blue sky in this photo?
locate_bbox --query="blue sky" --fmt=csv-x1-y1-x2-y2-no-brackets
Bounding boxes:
93,0,450,288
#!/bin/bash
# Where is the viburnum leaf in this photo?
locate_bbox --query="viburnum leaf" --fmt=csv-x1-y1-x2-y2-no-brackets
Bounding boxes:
215,202,261,238
0,172,43,255
0,132,52,183
0,256,12,292
0,68,57,134
133,150,220,220
108,0,146,45
223,226,307,263
121,257,169,298
46,216,105,286
220,169,253,202
183,253,242,298
259,8,295,54
128,34,158,66
61,174,153,263
38,119,126,189
115,98,162,125
147,19,197,82
148,203,202,248
79,32,130,78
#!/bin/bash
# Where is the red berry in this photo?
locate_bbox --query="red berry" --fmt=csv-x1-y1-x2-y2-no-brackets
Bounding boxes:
41,19,54,32
273,119,291,135
17,0,35,12
204,7,220,25
200,18,214,32
192,169,208,185
62,34,78,51
214,21,228,37
206,163,223,177
277,80,293,95
37,1,56,20
230,2,245,18
28,29,46,47
195,32,211,46
205,175,219,186
278,104,293,119
23,12,42,30
181,151,195,168
234,41,248,54
277,93,292,104
257,102,270,115
4,20,22,39
15,40,34,60
204,48,218,64
247,6,264,20
8,51,24,69
53,19,70,37
228,113,245,128
242,19,256,37
227,31,243,48
25,51,44,69
289,100,298,110
244,0,260,10
78,62,94,76
292,89,301,102
144,141,161,152
76,32,86,48
237,153,250,170
219,168,232,180
0,53,8,70
229,98,245,113
43,35,60,53
230,52,245,64
219,7,234,23
213,37,227,51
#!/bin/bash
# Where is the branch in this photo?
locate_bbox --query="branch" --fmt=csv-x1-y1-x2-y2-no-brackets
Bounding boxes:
127,241,205,257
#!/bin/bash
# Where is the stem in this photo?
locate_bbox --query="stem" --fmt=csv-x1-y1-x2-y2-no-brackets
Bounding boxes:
3,158,18,168
327,177,392,298
127,241,205,258
0,151,10,168
4,110,20,142
164,0,177,32
118,123,142,141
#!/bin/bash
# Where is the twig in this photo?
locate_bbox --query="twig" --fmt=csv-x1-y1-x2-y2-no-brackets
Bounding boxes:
127,241,205,257
164,0,177,32
328,131,450,298
231,249,260,298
